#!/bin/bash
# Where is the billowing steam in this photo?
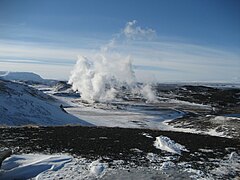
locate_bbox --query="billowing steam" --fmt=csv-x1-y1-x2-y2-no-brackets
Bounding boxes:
141,84,158,103
68,20,158,103
68,54,135,102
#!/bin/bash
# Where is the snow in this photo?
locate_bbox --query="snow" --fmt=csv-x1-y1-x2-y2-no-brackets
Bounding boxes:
211,115,240,122
89,159,106,177
183,168,206,179
42,86,230,138
61,100,185,130
0,80,92,126
198,148,214,153
161,122,229,138
0,152,239,179
168,99,210,108
146,153,166,163
0,154,108,180
142,133,153,138
206,128,226,137
153,136,189,155
209,152,240,178
160,161,175,170
0,71,44,82
229,152,238,161
0,76,232,138
130,148,143,153
0,154,72,180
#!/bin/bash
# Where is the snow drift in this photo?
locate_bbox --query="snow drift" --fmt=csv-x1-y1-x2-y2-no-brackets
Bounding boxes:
0,154,107,180
0,154,72,180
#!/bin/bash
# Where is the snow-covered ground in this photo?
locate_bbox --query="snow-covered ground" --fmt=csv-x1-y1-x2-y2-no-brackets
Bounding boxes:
49,93,227,137
28,81,230,138
64,105,227,137
1,151,239,180
0,80,91,126
0,77,235,138
0,75,239,179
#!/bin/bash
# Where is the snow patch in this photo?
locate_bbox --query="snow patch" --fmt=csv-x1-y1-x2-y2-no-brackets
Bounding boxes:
130,148,143,153
160,161,175,170
168,99,210,108
89,159,107,177
153,136,189,155
212,116,240,122
142,133,153,138
198,148,214,153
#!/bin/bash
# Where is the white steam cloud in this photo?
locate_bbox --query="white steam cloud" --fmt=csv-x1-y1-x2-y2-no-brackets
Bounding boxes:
141,84,158,103
68,20,158,103
69,54,136,102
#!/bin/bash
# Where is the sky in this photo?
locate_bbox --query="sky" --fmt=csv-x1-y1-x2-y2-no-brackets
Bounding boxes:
0,0,240,82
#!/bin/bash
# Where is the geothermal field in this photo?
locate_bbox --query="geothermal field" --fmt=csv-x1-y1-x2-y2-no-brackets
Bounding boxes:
0,68,239,179
0,28,240,179
0,6,240,179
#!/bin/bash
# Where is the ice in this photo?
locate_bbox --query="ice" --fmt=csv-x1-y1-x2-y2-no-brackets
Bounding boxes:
154,136,189,155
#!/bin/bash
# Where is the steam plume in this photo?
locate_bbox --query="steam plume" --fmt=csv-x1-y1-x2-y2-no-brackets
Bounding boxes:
68,21,158,103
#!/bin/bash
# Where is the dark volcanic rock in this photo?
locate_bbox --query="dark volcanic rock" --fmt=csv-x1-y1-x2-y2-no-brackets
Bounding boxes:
0,126,239,167
156,84,240,114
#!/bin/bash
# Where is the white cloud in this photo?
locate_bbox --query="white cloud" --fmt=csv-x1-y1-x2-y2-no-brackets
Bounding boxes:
123,20,156,40
0,40,97,62
0,21,239,83
1,38,239,82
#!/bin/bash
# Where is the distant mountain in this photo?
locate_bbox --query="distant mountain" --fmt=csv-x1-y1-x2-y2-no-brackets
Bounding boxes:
0,79,92,126
0,71,44,83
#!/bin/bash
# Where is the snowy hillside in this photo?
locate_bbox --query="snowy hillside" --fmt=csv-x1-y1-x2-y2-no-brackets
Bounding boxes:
0,71,44,82
0,79,91,126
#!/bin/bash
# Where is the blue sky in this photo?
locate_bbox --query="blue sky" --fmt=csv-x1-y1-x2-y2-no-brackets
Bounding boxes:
0,0,240,82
